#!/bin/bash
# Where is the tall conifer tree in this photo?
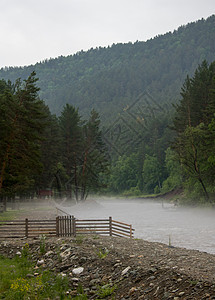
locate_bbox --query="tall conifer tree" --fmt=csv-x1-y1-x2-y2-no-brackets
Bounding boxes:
0,72,48,200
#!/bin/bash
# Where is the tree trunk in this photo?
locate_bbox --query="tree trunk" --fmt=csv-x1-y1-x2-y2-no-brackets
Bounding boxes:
198,177,210,202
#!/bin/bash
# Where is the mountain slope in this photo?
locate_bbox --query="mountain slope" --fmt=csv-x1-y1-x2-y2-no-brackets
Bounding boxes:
0,15,215,123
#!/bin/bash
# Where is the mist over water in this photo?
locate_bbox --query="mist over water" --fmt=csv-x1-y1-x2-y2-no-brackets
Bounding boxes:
58,197,215,254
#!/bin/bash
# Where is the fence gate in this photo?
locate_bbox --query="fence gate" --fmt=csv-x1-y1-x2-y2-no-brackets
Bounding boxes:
0,216,134,239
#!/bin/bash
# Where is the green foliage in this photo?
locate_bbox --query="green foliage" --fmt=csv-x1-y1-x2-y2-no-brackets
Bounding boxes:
0,72,49,198
0,16,214,124
96,284,117,299
172,60,215,202
39,235,46,255
0,78,109,201
0,254,71,299
1,16,215,202
0,210,18,221
59,105,110,201
108,153,139,193
161,148,182,193
73,284,88,299
21,243,30,260
96,248,109,259
35,111,62,190
122,186,142,197
142,154,162,193
74,234,85,244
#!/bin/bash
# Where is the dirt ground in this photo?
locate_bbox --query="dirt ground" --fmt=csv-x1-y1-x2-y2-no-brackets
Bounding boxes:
1,202,215,299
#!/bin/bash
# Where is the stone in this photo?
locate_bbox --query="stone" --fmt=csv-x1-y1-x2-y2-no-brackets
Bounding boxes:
37,259,45,266
121,266,131,276
60,249,71,259
114,263,122,268
45,250,54,257
72,267,84,275
129,287,137,295
60,264,73,272
70,277,79,282
89,279,100,286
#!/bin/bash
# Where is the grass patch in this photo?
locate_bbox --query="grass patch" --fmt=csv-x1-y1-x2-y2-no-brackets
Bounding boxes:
0,252,32,298
96,248,109,259
39,235,47,255
0,245,72,299
96,283,117,299
0,210,19,222
74,234,85,245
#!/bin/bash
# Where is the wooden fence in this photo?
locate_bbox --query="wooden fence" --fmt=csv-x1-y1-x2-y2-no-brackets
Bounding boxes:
0,216,134,239
0,219,56,238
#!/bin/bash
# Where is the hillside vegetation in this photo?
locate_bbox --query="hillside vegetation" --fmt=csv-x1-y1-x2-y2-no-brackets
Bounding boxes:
0,15,215,123
1,15,215,204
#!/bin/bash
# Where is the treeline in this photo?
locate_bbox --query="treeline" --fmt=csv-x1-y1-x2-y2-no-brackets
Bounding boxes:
1,61,215,204
0,73,109,204
107,61,215,204
0,16,215,124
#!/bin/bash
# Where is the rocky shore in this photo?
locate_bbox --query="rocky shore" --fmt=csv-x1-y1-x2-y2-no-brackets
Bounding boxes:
1,234,215,299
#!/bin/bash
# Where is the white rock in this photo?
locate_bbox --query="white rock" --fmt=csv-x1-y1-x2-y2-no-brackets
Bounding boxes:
37,259,45,266
60,249,71,258
16,251,21,256
69,277,79,282
121,266,131,276
72,267,84,275
45,250,54,257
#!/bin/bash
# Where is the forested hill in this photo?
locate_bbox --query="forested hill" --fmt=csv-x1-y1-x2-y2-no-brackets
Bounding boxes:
1,15,215,123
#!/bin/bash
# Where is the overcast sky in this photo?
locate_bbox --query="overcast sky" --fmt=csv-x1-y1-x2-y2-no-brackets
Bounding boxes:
0,0,214,68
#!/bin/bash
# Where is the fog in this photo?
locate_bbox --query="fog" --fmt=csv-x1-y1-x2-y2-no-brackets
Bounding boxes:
57,197,215,254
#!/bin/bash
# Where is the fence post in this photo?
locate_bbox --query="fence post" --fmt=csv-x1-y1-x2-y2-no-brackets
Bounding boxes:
69,215,72,236
72,215,76,237
56,216,59,237
109,216,112,236
130,224,132,239
25,218,28,238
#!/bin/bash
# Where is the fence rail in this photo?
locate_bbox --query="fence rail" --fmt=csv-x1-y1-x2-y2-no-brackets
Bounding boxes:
0,219,57,238
0,216,134,239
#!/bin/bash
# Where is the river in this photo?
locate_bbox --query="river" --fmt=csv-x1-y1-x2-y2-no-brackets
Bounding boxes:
59,196,215,254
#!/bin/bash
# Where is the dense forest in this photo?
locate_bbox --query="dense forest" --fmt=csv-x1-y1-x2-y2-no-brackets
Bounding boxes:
0,15,215,123
0,73,109,206
0,15,215,205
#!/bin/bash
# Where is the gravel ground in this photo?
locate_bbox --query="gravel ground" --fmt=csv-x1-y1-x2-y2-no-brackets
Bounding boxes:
1,203,215,299
1,234,215,299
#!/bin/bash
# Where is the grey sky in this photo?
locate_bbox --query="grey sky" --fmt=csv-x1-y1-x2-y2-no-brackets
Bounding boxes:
0,0,214,68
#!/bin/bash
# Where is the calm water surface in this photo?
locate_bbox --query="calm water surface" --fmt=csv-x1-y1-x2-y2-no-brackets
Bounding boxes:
60,197,215,254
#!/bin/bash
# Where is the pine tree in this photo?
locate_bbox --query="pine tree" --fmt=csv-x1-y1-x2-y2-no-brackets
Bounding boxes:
79,109,109,200
59,106,109,201
34,109,62,191
59,104,83,200
0,72,48,199
172,61,215,201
